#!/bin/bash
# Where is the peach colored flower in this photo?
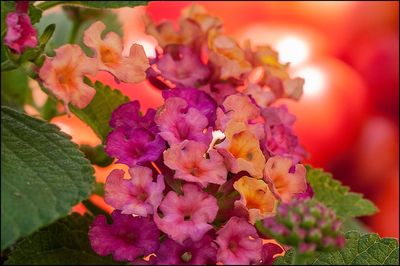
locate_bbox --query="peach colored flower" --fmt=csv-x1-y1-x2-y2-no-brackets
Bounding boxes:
39,44,98,111
216,121,266,178
233,176,277,224
164,140,227,187
181,4,222,33
247,44,304,101
216,94,264,139
208,29,252,80
263,156,307,202
144,15,201,48
84,21,149,83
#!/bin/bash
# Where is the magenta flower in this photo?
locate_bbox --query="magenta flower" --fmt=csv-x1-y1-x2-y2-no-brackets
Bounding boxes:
154,183,218,244
105,101,166,166
155,97,212,146
259,243,284,265
155,234,217,265
109,101,158,134
215,216,263,265
104,167,165,216
89,210,160,262
164,140,227,187
4,1,38,54
105,128,166,166
261,105,307,163
156,45,210,87
162,87,217,126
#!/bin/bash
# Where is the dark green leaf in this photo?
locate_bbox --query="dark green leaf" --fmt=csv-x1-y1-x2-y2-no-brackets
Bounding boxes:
4,213,121,265
70,79,129,142
274,231,399,265
1,68,31,110
28,3,43,25
306,166,378,218
80,144,114,167
39,23,56,45
1,107,95,250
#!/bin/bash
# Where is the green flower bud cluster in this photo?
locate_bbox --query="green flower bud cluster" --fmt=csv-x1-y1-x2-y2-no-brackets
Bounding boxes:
257,199,345,254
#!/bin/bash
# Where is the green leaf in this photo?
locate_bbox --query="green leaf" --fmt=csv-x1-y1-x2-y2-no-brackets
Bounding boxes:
70,79,129,142
1,107,95,250
341,218,371,234
64,1,149,9
1,1,14,37
306,166,378,218
1,68,31,110
80,144,114,167
274,231,399,265
4,213,121,265
28,2,43,25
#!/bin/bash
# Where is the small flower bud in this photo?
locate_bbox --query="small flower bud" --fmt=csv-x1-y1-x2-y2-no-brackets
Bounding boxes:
258,199,345,253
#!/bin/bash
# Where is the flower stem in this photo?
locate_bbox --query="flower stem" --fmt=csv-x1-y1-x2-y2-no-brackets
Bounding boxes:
68,20,80,44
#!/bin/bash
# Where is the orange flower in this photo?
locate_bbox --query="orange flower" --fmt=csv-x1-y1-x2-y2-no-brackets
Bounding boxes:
233,176,277,224
39,44,98,111
84,21,149,83
263,156,307,202
217,121,265,178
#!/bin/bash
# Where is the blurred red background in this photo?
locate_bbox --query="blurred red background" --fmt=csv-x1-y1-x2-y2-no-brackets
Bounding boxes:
53,1,399,238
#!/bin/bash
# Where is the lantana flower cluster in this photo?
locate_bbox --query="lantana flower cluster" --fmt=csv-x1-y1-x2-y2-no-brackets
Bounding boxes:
85,5,339,265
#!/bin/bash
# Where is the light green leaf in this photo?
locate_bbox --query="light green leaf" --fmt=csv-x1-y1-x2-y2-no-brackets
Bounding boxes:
1,107,95,250
274,231,399,265
4,213,121,265
306,166,378,218
70,79,129,142
65,1,149,9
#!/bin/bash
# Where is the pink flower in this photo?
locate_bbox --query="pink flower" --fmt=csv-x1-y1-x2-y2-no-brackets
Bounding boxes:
164,140,227,187
263,156,307,203
154,183,218,244
83,21,149,83
104,166,165,216
261,105,307,163
215,216,263,265
4,1,38,54
199,82,237,106
216,94,264,139
39,44,98,110
155,97,212,146
156,46,210,88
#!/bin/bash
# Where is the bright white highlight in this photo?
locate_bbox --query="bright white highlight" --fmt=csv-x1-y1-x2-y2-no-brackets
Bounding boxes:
276,36,310,66
295,67,325,97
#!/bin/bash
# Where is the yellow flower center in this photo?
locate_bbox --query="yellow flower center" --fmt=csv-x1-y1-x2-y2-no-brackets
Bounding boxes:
100,45,120,68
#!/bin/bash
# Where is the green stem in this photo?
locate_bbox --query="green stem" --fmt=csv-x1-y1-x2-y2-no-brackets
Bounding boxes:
68,20,81,44
1,60,17,71
36,1,68,11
